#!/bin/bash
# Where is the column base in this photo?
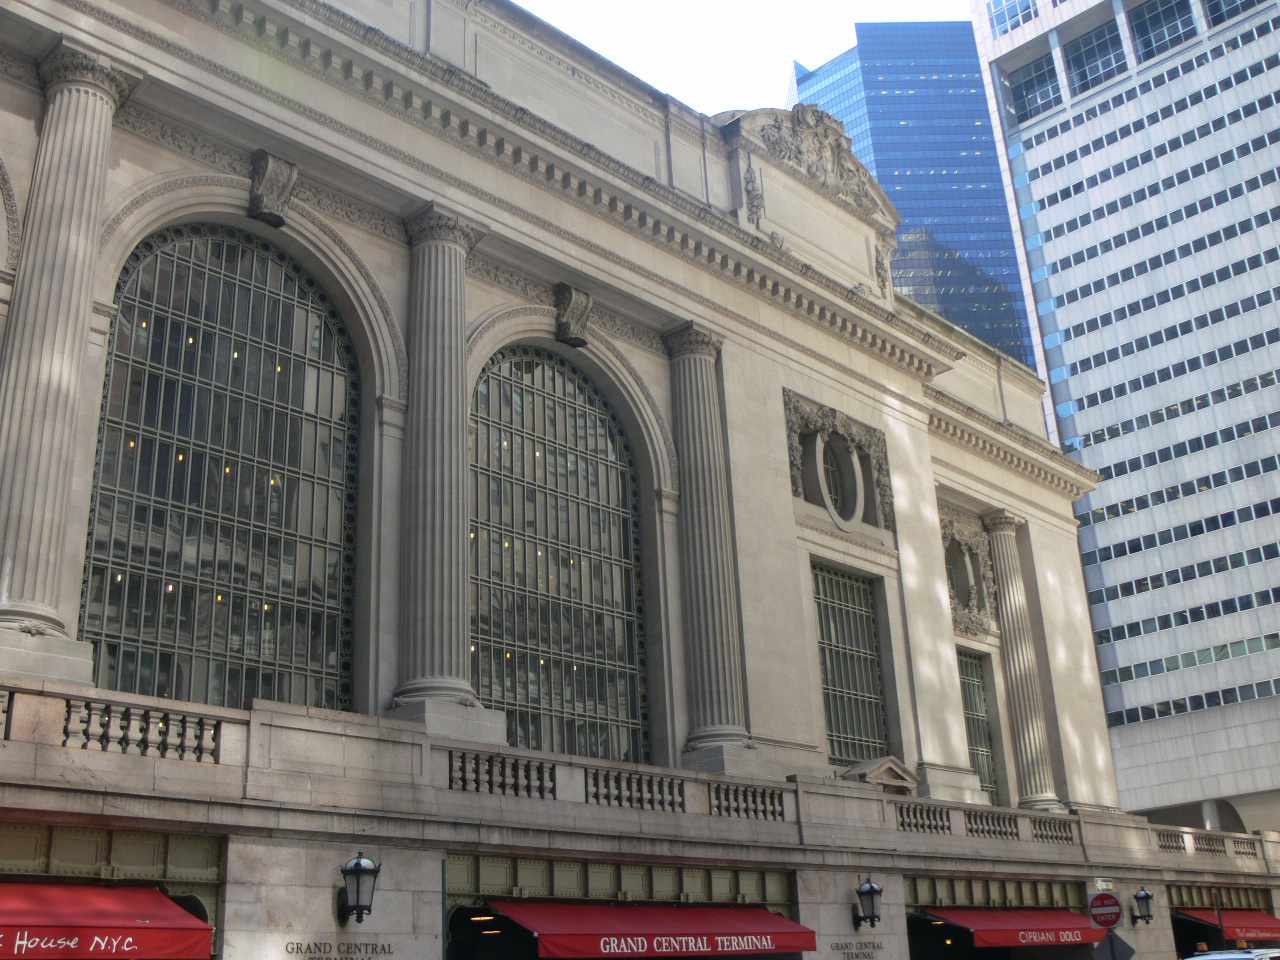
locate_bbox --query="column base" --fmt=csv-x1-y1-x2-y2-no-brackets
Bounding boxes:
0,619,92,684
385,696,507,745
916,762,988,805
682,741,781,778
1019,792,1067,813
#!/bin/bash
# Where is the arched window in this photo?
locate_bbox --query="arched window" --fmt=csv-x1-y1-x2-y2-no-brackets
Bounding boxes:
469,346,647,762
80,225,360,710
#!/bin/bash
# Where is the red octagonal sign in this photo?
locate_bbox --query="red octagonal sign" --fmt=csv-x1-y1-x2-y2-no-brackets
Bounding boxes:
1089,892,1123,929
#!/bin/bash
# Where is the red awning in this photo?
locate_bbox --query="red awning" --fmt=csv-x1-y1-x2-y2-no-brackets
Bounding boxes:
1178,908,1280,942
490,900,817,958
0,884,213,960
925,908,1106,948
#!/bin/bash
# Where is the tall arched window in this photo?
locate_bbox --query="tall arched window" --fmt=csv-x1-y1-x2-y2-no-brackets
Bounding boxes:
80,225,360,710
469,346,647,762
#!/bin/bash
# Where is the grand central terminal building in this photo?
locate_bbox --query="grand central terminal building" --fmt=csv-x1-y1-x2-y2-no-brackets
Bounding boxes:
0,1,1277,958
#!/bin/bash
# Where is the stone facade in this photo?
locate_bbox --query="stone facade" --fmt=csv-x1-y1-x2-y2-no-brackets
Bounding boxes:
0,2,1276,959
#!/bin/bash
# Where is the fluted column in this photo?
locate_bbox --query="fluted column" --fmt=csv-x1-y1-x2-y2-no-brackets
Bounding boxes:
396,208,481,704
666,325,748,750
0,44,129,654
984,510,1062,810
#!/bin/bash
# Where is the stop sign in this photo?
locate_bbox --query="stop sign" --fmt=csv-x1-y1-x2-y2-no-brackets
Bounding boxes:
1089,892,1123,928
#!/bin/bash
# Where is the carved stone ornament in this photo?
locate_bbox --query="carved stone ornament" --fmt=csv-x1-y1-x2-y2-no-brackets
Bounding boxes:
743,153,764,228
248,149,299,228
404,206,483,249
38,44,131,106
939,502,999,637
875,244,890,297
553,282,593,348
747,104,878,215
663,324,722,360
782,388,895,534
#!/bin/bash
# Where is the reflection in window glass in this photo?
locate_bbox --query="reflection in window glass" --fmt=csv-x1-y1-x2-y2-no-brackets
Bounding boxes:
1130,0,1197,61
81,225,359,710
1009,54,1063,123
1064,21,1128,95
813,563,888,764
468,347,646,762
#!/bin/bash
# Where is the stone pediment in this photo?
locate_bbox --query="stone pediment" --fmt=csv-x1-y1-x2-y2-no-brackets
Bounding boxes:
839,755,918,796
720,105,897,227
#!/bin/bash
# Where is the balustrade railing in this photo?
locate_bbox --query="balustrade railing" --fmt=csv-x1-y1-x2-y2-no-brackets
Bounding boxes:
1030,816,1075,845
1193,833,1228,856
895,800,953,835
585,768,686,813
710,782,786,821
965,809,1020,840
63,698,220,762
1233,836,1261,858
448,750,557,800
1157,829,1188,853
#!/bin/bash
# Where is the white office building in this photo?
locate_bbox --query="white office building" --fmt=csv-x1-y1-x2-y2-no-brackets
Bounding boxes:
974,0,1280,830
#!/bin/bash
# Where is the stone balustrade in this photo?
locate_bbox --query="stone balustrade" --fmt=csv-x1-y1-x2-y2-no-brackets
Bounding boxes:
0,674,1275,880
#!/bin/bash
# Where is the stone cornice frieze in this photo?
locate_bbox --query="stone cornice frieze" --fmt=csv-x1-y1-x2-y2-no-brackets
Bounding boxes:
466,255,666,356
0,48,40,90
925,385,1099,500
112,104,408,244
0,156,19,272
68,0,962,380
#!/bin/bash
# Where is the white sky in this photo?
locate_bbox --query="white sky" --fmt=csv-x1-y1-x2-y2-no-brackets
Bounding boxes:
510,0,975,116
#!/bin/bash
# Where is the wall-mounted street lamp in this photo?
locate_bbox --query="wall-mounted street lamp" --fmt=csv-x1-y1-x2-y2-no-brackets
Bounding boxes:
337,852,380,925
852,878,883,931
1131,887,1154,926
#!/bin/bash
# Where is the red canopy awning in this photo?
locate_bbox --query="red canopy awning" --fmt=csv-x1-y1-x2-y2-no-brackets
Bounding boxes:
0,884,213,960
925,908,1106,948
490,900,816,958
1178,908,1280,942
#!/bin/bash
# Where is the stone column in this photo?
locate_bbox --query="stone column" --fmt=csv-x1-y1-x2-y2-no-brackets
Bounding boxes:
391,207,504,742
984,510,1062,810
665,325,748,752
0,43,130,681
397,208,480,704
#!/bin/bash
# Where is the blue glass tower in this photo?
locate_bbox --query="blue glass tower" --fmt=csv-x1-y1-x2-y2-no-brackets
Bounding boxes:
795,22,1035,366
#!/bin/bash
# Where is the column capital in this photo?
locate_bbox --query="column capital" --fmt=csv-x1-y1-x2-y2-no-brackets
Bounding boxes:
405,204,485,250
982,508,1025,536
38,42,132,108
664,323,722,360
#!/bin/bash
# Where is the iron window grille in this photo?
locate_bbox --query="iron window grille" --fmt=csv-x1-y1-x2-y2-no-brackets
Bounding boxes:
813,563,888,765
468,347,647,762
958,651,999,801
80,225,360,710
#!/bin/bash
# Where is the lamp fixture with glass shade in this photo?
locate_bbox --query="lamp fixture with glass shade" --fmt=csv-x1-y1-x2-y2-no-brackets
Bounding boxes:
852,877,883,931
1131,887,1153,926
337,852,380,925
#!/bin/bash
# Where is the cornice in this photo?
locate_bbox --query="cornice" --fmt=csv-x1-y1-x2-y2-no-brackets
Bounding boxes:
89,0,962,379
925,385,1099,500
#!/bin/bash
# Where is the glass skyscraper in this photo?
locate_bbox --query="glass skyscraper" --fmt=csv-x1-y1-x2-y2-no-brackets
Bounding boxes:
794,22,1036,366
